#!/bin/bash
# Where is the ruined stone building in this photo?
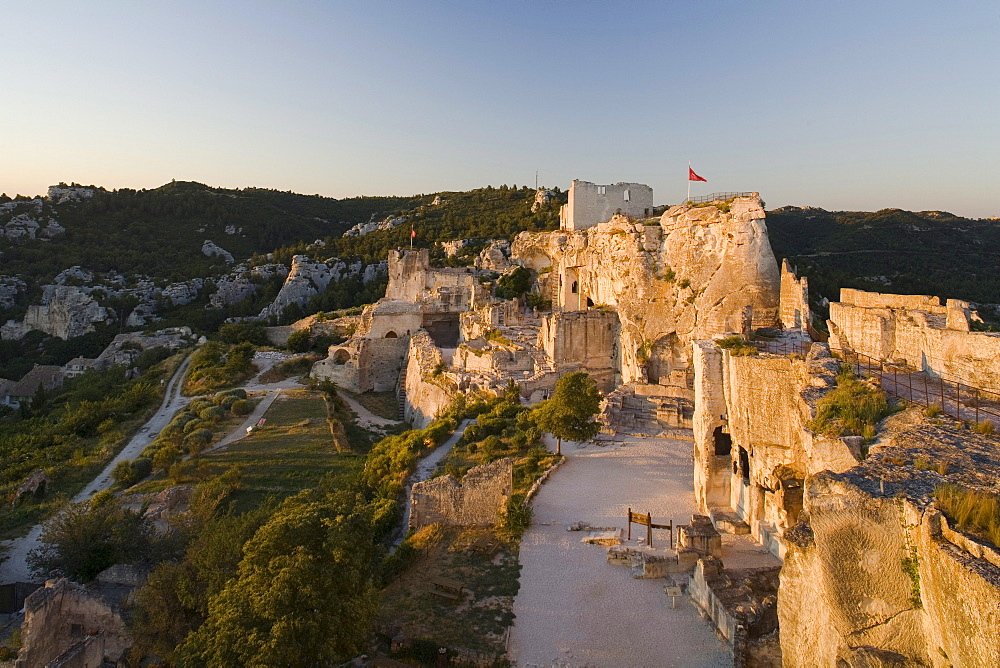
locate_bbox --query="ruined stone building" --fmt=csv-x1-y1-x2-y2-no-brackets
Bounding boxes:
315,188,782,431
312,182,1000,665
558,179,654,231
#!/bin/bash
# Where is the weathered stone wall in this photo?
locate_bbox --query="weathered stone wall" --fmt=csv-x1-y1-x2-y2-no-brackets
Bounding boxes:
693,340,859,554
409,458,513,528
313,335,408,393
559,180,654,231
828,288,1000,393
16,579,130,668
385,248,486,310
779,260,811,331
539,309,619,391
403,331,455,427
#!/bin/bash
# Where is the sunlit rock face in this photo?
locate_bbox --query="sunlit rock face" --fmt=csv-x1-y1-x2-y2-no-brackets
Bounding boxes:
511,195,780,385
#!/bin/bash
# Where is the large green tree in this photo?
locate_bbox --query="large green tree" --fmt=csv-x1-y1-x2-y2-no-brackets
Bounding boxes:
532,372,602,455
176,489,377,666
27,491,155,582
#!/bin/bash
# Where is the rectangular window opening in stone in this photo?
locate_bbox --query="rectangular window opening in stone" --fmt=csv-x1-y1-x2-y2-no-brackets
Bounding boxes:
624,189,630,202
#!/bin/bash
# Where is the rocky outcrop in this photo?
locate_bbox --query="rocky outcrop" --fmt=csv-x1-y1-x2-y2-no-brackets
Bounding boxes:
257,256,387,320
1,286,109,340
202,239,234,263
530,188,557,213
208,263,289,309
512,195,780,385
0,275,27,311
779,422,1000,668
343,215,407,238
476,240,512,272
46,184,98,203
403,330,455,427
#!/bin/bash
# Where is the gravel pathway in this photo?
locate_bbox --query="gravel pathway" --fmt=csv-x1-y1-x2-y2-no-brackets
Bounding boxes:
509,435,732,668
1,354,193,583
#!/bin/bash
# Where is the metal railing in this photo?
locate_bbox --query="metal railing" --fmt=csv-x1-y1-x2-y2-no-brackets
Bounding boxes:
837,350,1000,426
686,191,758,204
752,339,812,356
750,340,1000,425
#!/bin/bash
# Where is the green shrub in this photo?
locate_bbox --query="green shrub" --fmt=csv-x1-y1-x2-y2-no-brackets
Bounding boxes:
185,429,213,455
286,329,312,353
183,418,205,434
716,335,758,357
231,399,253,416
924,403,942,418
199,406,227,421
808,369,891,439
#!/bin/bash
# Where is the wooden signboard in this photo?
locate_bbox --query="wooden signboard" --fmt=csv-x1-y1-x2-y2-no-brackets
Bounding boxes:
627,507,674,548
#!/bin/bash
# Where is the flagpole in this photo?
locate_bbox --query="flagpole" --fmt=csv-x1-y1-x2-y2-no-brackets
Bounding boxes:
687,161,691,204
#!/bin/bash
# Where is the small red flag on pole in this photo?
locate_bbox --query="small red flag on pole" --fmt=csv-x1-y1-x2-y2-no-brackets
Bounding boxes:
687,163,707,203
410,225,415,249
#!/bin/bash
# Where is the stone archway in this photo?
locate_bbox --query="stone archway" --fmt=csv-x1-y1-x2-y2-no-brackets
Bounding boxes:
384,331,398,338
332,349,350,365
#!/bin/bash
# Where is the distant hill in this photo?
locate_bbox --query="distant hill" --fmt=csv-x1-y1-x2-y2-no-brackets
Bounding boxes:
0,181,424,284
766,206,1000,315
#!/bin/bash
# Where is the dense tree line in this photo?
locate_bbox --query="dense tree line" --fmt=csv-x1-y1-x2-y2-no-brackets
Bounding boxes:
767,206,1000,317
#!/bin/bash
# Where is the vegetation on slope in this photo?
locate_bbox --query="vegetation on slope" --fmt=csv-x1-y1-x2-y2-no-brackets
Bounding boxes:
767,206,1000,318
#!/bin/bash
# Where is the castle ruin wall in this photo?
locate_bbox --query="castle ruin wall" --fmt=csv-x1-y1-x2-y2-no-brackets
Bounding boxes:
409,458,513,528
560,180,654,232
829,288,1000,393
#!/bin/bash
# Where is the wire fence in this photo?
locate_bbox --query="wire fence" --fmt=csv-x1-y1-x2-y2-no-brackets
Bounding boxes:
749,339,1000,425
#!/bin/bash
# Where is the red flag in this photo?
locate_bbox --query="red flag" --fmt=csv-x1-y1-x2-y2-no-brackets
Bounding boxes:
688,167,707,182
410,227,416,238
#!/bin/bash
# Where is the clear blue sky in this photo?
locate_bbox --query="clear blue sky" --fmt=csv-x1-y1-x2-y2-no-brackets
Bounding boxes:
4,1,999,217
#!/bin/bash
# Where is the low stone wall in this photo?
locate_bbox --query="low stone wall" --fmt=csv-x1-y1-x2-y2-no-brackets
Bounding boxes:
409,458,513,528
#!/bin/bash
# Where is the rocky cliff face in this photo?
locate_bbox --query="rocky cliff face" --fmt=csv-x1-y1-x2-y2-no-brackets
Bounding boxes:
511,196,780,384
1,199,65,240
779,411,1000,667
1,286,109,340
258,256,388,320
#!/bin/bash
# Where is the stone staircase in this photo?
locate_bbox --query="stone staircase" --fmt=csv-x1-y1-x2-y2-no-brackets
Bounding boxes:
599,386,660,436
396,388,407,421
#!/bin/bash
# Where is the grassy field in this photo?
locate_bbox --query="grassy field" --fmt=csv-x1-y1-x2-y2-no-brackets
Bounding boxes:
378,525,520,660
194,389,375,512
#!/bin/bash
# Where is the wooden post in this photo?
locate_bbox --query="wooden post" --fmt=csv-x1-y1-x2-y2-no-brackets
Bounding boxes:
627,507,631,541
647,521,652,548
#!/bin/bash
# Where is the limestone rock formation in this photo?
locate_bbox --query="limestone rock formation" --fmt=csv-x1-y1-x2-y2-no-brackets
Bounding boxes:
530,188,557,213
1,286,109,340
208,263,289,309
46,183,97,203
0,275,27,311
512,196,780,385
202,239,235,263
779,413,1000,667
476,240,512,272
343,214,407,238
